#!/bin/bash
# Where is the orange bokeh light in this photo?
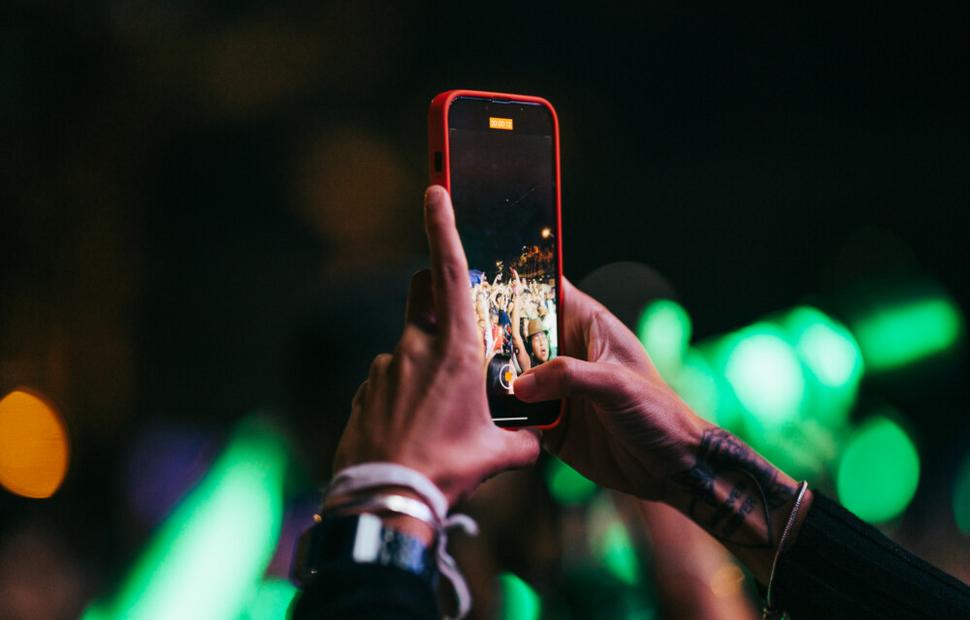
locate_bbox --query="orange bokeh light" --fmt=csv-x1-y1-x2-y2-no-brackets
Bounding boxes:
0,389,70,498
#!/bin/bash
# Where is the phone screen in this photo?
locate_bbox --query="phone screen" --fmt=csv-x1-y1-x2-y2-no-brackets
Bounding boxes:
448,96,561,427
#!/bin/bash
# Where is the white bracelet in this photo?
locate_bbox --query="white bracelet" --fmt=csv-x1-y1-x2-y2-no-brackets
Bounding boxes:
763,481,809,620
321,493,437,529
324,463,478,620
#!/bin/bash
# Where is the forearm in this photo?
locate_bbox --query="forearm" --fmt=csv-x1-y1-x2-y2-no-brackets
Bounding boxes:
637,500,759,620
510,301,530,369
513,336,531,372
652,419,970,618
510,294,521,333
657,417,812,585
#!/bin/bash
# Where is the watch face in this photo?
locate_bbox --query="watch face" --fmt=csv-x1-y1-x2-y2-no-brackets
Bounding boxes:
350,512,383,562
292,513,436,588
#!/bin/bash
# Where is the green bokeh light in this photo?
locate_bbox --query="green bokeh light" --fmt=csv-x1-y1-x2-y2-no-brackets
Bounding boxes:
546,456,598,505
637,299,692,381
837,415,920,524
498,573,541,620
671,348,741,431
599,521,641,586
851,297,963,372
671,349,719,423
782,306,864,429
242,578,298,620
953,451,970,536
82,416,288,620
690,311,858,479
785,307,863,388
722,324,805,428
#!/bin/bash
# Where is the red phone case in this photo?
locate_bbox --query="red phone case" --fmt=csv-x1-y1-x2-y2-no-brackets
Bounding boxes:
428,89,564,429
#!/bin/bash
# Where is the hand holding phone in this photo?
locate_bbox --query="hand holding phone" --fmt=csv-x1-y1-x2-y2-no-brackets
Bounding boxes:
331,188,541,509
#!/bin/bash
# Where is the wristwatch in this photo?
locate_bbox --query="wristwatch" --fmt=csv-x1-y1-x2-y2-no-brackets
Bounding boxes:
291,512,437,589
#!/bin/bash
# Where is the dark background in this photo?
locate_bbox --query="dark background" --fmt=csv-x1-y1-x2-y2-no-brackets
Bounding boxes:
2,3,968,617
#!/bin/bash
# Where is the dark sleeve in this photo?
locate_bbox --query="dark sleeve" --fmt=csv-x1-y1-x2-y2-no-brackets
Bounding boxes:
289,561,439,620
773,491,970,619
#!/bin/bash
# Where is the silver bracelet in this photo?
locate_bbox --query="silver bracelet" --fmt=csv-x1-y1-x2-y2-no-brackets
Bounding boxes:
763,481,809,620
319,493,438,531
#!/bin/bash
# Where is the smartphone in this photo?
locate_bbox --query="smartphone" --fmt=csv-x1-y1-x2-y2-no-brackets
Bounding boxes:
428,89,563,428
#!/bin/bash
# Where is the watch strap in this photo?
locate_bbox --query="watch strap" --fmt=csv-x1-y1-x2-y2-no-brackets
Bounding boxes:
292,512,437,589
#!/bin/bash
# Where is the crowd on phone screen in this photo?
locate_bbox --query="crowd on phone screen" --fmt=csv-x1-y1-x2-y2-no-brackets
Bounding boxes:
470,268,557,397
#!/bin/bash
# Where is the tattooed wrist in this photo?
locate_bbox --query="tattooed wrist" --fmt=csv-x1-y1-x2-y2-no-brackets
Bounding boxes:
669,428,797,548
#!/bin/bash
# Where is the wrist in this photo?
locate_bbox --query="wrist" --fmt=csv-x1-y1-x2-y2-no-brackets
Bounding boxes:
375,513,436,545
318,463,480,617
292,512,437,590
323,485,437,545
331,459,465,508
657,409,714,507
659,423,803,584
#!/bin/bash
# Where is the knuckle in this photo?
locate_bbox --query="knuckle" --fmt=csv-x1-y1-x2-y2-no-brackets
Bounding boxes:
397,326,428,361
441,258,468,285
449,339,483,370
549,357,573,391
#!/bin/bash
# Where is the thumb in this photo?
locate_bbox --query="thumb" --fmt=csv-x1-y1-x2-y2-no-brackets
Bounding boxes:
513,356,625,404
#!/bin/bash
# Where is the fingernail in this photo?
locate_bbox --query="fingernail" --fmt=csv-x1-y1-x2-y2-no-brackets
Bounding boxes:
513,373,536,400
424,186,442,209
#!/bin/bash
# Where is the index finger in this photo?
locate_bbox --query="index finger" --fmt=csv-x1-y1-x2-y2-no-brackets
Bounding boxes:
424,185,476,338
